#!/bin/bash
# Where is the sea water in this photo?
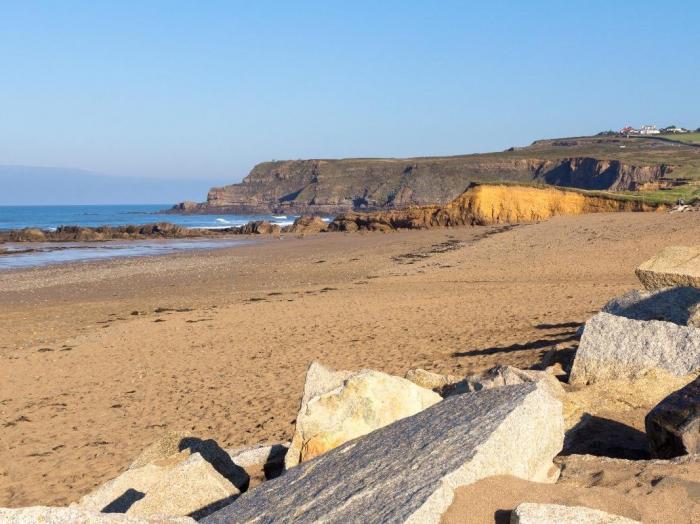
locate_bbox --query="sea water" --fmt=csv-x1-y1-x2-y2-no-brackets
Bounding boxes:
0,204,299,270
0,204,296,230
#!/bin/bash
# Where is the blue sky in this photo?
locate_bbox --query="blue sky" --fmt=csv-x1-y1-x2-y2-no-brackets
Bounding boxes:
1,1,698,188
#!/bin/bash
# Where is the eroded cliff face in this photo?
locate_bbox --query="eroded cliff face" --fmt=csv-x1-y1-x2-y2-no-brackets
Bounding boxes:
172,152,672,215
328,185,665,232
536,158,669,191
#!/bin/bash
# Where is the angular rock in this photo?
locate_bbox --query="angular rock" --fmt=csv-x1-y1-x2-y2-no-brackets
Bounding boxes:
203,382,564,524
645,375,700,458
129,432,249,489
80,447,240,519
511,503,639,524
0,506,194,523
285,366,441,468
225,443,288,486
602,287,700,327
297,361,353,408
636,246,700,290
127,453,239,520
569,312,700,384
466,365,566,401
404,368,461,392
406,365,565,400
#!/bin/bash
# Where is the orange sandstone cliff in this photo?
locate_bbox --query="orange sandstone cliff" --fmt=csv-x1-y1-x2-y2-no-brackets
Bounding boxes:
328,184,665,232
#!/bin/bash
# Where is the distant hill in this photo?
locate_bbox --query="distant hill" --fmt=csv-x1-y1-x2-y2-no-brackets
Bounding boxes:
170,136,700,215
0,165,229,206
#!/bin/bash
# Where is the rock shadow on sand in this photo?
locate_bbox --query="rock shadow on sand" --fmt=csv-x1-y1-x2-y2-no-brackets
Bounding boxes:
563,414,650,460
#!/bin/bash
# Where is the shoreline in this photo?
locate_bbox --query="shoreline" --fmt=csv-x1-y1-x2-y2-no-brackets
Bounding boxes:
0,236,263,271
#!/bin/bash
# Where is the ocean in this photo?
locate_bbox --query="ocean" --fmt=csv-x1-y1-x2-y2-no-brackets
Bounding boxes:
0,204,300,270
0,204,296,231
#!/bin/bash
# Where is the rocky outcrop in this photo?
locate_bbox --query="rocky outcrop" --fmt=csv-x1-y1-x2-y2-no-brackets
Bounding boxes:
236,220,280,235
203,382,564,524
645,376,700,458
0,506,195,523
281,215,328,234
569,312,700,384
636,246,700,290
170,136,680,215
0,220,285,244
285,364,441,468
328,184,663,232
511,502,640,524
0,223,229,243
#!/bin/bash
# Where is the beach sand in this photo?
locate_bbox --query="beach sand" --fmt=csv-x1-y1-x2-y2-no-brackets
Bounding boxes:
1,211,699,516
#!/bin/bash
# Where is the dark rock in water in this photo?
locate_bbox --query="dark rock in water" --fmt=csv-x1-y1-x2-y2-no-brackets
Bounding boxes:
202,383,564,524
236,221,280,235
0,223,233,243
646,376,700,458
7,228,47,241
602,287,700,327
282,216,328,234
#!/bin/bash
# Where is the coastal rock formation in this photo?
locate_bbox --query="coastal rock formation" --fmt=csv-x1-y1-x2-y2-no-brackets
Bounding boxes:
645,376,700,458
602,287,700,327
170,136,679,215
223,443,288,487
511,502,640,524
236,220,280,235
569,312,700,384
0,223,229,243
636,246,700,290
0,506,195,523
282,215,328,234
327,184,663,232
203,382,564,524
285,366,441,468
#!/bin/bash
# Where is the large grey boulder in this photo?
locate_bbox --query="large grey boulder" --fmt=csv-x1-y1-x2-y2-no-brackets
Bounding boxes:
0,506,194,523
602,287,700,327
645,375,700,458
636,245,700,290
285,364,441,468
511,503,639,524
569,312,700,384
203,382,564,524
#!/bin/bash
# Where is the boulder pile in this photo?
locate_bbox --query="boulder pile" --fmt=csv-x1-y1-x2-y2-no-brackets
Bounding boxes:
570,249,700,385
570,245,700,461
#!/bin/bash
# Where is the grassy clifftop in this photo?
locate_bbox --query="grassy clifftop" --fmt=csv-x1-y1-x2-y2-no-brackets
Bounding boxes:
173,135,700,214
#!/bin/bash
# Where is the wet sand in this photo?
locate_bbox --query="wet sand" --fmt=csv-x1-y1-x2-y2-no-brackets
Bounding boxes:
1,211,699,511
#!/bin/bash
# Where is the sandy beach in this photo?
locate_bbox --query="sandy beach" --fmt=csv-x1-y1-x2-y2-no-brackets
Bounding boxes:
1,211,699,515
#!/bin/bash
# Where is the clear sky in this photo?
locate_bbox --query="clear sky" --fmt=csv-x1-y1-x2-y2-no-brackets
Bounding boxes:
1,1,698,185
